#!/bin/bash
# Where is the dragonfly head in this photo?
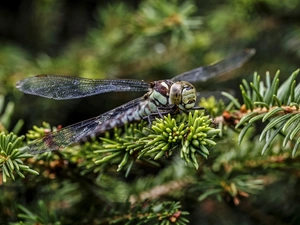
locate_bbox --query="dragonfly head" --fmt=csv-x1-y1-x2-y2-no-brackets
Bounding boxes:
170,81,196,110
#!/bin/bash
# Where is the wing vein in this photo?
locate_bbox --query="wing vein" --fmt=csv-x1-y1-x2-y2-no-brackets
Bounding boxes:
16,75,150,100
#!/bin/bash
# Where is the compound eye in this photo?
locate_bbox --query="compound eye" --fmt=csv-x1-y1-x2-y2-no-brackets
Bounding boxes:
188,99,195,104
184,99,196,109
169,83,182,105
183,84,192,90
181,82,196,109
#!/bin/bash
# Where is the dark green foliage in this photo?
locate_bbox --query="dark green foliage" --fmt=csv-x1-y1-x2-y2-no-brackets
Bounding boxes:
0,97,38,183
12,201,61,225
196,168,263,204
13,200,189,225
1,0,300,224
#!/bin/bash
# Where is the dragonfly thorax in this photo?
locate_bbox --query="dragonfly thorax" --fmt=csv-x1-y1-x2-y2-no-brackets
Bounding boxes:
169,81,196,110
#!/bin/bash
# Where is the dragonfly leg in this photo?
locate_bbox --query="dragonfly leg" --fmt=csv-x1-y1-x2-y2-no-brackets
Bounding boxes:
192,106,205,110
144,111,169,126
144,105,177,126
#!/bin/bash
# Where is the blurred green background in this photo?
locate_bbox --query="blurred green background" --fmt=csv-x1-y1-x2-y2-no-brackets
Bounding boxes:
1,1,300,224
1,0,299,132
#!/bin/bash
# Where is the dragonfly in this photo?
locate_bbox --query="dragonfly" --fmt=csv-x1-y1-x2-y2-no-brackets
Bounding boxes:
17,49,255,154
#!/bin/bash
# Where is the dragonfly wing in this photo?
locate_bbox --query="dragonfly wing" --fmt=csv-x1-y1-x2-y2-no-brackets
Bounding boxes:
28,97,144,154
171,49,255,83
16,75,150,100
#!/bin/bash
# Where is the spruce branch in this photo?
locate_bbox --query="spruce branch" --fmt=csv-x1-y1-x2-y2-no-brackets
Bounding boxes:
139,110,220,169
129,158,196,204
0,95,37,183
79,110,220,176
26,121,61,141
23,110,219,177
199,96,226,118
0,132,38,183
25,122,65,161
12,201,60,225
15,198,188,225
211,128,293,172
195,168,263,205
137,0,202,44
98,200,189,225
222,70,300,155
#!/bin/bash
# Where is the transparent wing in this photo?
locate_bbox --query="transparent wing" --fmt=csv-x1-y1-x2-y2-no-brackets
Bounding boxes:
172,49,255,83
27,97,144,154
16,75,150,100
